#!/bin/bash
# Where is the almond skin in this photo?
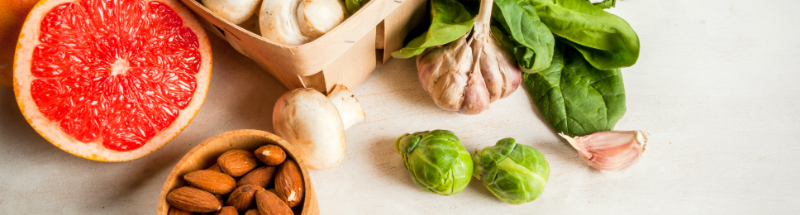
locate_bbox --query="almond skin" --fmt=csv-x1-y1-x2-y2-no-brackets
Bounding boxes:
184,170,237,195
275,159,304,208
226,184,265,211
254,145,287,165
238,166,276,188
243,209,259,215
218,150,260,177
214,206,238,215
166,186,223,213
255,190,293,215
207,163,222,172
168,207,193,215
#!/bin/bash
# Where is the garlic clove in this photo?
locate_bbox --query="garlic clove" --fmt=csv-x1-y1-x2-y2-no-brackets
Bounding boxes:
558,131,648,171
417,34,473,112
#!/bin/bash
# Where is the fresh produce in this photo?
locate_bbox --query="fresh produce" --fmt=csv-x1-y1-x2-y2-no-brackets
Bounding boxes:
201,0,262,24
559,130,648,171
395,0,522,115
13,0,212,161
395,130,473,196
528,0,639,70
472,138,550,204
259,0,345,45
272,85,365,170
391,0,474,58
166,144,307,214
345,0,370,14
0,0,39,87
492,0,554,73
523,42,626,137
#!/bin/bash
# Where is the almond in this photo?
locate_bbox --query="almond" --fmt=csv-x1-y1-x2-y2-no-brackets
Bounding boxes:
218,150,259,177
243,209,259,215
238,166,276,188
206,163,222,172
184,170,237,195
166,186,222,213
226,184,265,211
254,145,286,165
168,207,193,215
214,206,238,215
275,159,304,208
255,190,293,215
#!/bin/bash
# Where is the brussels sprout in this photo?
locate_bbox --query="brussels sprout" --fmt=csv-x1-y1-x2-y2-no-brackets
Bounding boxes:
472,138,549,204
395,130,473,196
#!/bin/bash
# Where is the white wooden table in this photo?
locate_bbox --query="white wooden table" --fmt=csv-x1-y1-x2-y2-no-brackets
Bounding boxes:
2,0,799,213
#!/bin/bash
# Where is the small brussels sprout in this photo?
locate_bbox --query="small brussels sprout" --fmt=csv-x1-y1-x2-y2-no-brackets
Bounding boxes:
472,138,550,204
395,130,473,196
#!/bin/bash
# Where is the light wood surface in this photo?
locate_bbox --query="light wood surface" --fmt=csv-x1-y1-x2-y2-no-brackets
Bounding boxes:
2,0,800,213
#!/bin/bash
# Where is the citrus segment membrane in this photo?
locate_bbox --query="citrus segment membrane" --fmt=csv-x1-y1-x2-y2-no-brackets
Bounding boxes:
30,0,201,151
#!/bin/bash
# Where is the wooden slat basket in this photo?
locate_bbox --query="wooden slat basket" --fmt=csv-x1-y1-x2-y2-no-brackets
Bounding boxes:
179,0,427,93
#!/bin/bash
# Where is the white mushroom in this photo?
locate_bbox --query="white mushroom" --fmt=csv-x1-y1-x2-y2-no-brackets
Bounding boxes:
259,0,345,45
272,85,365,170
202,0,262,25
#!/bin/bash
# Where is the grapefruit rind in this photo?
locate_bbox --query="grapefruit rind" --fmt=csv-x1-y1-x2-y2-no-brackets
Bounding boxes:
13,0,212,162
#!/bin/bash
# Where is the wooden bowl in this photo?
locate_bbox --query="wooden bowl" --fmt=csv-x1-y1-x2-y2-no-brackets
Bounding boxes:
157,129,318,214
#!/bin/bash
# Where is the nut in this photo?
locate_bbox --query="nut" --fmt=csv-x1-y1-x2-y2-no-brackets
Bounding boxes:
238,166,276,188
206,163,222,172
218,150,259,177
255,190,293,215
214,206,238,215
275,159,304,207
226,184,265,211
184,170,237,195
168,207,193,215
166,186,222,213
244,209,259,215
254,144,287,165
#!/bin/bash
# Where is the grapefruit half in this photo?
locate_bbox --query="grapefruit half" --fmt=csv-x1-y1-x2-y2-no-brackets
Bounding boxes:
13,0,212,162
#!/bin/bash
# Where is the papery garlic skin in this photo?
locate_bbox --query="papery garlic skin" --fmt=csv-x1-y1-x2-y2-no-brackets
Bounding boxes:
559,131,648,171
415,0,521,115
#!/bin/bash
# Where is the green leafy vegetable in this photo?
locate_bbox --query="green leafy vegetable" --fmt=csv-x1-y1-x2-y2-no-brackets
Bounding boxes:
591,0,616,9
523,42,626,136
472,138,549,204
391,0,475,59
492,0,555,73
345,0,370,15
528,0,638,69
395,130,473,196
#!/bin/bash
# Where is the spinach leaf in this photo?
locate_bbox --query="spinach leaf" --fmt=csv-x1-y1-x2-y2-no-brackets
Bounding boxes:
391,0,475,59
523,42,626,136
345,0,370,15
584,0,616,9
492,0,555,73
529,0,638,70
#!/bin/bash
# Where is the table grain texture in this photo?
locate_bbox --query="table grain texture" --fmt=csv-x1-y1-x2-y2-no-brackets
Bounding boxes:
2,0,800,214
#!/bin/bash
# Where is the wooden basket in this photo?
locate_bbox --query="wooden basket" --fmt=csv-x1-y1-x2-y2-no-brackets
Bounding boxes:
180,0,427,93
157,129,319,215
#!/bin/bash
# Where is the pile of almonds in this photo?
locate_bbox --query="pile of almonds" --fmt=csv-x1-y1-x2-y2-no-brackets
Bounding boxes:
167,144,304,215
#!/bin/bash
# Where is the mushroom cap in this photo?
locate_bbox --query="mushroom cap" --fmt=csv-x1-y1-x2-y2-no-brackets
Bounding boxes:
259,0,344,45
202,0,260,25
273,88,346,170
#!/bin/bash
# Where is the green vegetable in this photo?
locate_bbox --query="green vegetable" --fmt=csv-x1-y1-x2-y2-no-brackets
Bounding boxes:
590,0,616,9
523,41,626,136
391,0,475,59
473,138,549,204
395,130,473,196
345,0,370,15
492,0,555,73
528,0,639,69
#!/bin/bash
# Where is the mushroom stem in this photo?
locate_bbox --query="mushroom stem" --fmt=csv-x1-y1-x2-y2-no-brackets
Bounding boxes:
327,85,366,130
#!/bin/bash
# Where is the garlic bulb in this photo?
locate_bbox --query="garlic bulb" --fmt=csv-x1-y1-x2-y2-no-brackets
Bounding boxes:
259,0,345,45
416,0,521,115
559,131,648,171
202,0,262,25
